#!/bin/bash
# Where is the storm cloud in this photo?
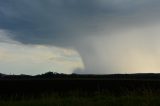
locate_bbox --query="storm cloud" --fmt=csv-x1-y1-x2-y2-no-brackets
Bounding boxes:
1,0,160,74
0,0,156,45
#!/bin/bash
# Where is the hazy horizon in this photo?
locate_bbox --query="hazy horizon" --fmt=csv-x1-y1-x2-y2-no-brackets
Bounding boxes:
1,0,160,75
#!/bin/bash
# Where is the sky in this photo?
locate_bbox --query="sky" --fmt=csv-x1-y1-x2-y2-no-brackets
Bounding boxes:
1,0,160,74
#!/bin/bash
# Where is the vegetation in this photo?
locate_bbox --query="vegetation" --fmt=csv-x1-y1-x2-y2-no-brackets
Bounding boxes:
0,91,160,106
1,72,160,80
0,72,160,105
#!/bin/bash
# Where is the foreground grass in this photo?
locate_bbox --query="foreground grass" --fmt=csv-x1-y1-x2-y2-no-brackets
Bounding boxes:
0,91,160,106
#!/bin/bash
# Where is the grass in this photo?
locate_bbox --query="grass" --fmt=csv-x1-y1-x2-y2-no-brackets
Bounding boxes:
0,90,160,106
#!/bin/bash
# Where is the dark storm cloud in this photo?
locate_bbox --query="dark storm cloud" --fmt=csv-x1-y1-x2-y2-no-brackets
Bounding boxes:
0,0,156,46
0,0,103,46
1,0,160,74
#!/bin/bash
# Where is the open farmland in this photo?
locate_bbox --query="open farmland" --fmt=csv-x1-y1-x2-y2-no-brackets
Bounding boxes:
0,73,160,105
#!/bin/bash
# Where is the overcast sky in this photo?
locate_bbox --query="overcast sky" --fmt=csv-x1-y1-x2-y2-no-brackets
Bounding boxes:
1,0,160,74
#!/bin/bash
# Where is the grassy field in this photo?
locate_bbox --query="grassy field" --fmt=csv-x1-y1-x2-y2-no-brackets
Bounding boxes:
0,77,160,105
0,90,160,106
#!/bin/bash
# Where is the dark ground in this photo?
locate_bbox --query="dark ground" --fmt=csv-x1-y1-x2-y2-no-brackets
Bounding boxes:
1,73,160,99
0,79,160,99
0,73,160,105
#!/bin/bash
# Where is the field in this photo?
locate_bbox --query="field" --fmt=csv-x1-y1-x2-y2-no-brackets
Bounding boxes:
0,92,160,106
0,73,160,105
0,77,160,105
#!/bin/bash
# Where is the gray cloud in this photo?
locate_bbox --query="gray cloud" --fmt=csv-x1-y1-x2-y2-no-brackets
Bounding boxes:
1,0,160,74
0,0,155,45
